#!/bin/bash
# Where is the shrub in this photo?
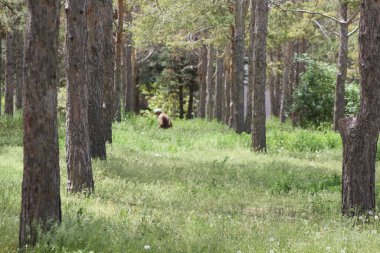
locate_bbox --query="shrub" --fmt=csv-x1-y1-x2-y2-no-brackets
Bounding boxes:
291,55,336,128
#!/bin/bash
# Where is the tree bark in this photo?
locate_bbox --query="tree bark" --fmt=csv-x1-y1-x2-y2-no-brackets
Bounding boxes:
87,0,106,160
65,0,94,193
234,0,246,133
246,0,256,133
5,32,14,116
19,0,61,247
102,0,115,143
187,83,194,119
197,45,207,118
0,36,2,116
224,41,232,125
206,45,214,121
339,0,380,216
251,0,268,152
114,0,124,122
179,85,184,119
280,43,292,123
15,31,23,111
124,6,135,114
214,55,224,122
333,2,349,131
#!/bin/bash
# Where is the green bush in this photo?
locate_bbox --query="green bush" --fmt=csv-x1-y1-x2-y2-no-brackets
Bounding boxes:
292,55,336,128
345,82,360,116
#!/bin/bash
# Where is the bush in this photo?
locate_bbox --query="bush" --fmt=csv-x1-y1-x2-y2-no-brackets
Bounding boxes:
345,82,360,116
291,55,336,128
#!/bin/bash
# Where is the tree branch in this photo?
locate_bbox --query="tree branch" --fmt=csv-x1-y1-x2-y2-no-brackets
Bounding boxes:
348,26,359,37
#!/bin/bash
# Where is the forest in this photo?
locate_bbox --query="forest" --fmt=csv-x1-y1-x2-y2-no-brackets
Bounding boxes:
0,0,380,252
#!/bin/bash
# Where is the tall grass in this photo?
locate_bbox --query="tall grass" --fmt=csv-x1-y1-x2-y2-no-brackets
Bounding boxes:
1,115,380,252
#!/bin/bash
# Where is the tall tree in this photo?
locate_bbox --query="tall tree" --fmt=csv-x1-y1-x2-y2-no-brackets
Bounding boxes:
124,5,135,114
333,2,357,131
206,45,214,121
213,55,224,122
65,0,94,193
15,31,23,110
233,0,246,133
224,40,232,125
198,45,207,118
339,0,380,215
251,0,268,152
19,0,61,247
102,0,115,143
114,0,124,122
4,31,14,115
279,43,292,123
0,35,2,115
87,0,106,160
247,0,256,133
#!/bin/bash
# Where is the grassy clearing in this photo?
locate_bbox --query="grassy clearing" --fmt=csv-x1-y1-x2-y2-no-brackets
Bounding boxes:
1,115,380,252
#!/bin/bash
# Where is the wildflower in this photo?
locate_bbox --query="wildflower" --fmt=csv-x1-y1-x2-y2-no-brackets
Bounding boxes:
236,251,242,253
359,216,363,220
371,230,377,234
326,246,331,251
144,245,151,250
340,250,346,253
269,250,274,253
269,237,275,242
368,211,374,216
375,215,379,220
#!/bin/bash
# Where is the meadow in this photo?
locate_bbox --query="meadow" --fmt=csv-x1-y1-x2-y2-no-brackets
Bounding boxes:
1,114,380,252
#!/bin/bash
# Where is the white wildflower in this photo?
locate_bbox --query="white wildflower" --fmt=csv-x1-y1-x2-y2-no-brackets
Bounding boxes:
269,250,274,253
144,245,151,250
368,211,374,216
269,237,275,242
326,246,331,251
340,250,346,253
375,215,379,220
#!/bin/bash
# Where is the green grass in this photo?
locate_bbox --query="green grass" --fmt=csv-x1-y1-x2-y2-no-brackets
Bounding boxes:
1,115,380,252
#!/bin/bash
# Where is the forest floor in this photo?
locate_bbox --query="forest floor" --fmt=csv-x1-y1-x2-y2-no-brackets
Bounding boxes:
1,114,380,252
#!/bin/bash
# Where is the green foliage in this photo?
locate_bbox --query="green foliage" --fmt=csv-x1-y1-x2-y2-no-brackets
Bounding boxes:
345,82,360,116
291,55,336,128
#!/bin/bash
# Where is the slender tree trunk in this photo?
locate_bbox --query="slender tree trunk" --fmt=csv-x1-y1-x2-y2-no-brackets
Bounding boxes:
5,32,14,116
187,84,194,119
333,2,349,131
114,0,124,122
179,85,184,119
65,0,94,193
234,0,245,133
87,0,106,160
15,31,23,111
214,55,224,122
19,0,61,247
269,69,276,117
339,0,380,216
251,0,268,152
224,41,232,125
206,46,214,121
124,6,135,114
0,36,2,116
246,0,256,132
198,45,207,118
132,49,139,113
280,43,292,123
102,0,114,143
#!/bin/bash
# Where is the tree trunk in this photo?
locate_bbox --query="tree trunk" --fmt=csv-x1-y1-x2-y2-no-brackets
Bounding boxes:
280,43,292,123
124,6,135,114
224,41,232,125
5,32,14,116
246,0,256,133
198,45,207,118
251,0,268,152
187,83,194,119
269,69,276,117
339,0,380,216
0,36,2,116
114,0,124,122
206,45,214,121
87,0,106,160
102,0,114,143
214,55,224,122
65,0,94,193
132,49,139,113
15,31,23,111
333,2,349,131
19,0,61,247
179,85,184,119
234,0,245,133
